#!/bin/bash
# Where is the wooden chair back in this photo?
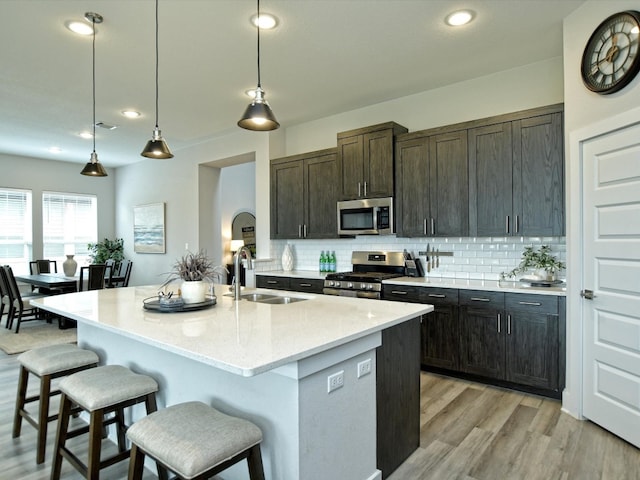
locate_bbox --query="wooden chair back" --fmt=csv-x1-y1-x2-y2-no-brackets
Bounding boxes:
29,259,57,274
79,264,108,291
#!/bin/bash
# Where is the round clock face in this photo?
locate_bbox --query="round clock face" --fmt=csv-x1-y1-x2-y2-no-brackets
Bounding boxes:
581,10,640,94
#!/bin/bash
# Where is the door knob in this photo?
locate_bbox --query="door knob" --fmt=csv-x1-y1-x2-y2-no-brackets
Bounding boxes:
580,289,595,300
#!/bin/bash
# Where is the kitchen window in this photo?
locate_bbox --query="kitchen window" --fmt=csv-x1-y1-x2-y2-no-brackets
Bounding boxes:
42,192,97,266
0,188,33,274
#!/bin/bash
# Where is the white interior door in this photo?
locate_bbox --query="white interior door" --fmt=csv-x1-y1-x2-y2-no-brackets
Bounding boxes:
582,122,640,447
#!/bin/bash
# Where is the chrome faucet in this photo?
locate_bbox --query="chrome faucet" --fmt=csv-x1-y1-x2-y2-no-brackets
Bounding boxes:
232,246,254,300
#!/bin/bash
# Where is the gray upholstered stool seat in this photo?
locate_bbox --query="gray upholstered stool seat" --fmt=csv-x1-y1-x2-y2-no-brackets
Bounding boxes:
127,401,265,480
13,344,99,464
51,364,162,480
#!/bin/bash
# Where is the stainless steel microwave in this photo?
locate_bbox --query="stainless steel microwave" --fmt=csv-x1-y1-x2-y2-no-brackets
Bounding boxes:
337,197,394,236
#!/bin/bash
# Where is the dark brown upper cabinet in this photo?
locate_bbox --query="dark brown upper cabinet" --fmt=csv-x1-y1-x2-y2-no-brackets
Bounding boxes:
270,148,338,239
469,105,564,237
336,122,408,200
395,129,469,237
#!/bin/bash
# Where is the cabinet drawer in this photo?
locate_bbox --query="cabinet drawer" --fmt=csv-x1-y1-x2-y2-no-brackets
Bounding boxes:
505,293,558,314
289,278,324,294
418,287,459,306
382,284,421,302
256,275,291,290
459,290,504,307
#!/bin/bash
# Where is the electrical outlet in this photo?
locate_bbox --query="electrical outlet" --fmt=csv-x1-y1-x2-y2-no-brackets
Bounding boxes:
327,370,344,393
357,359,372,378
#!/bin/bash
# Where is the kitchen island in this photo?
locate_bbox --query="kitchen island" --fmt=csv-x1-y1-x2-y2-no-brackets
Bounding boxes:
33,284,432,480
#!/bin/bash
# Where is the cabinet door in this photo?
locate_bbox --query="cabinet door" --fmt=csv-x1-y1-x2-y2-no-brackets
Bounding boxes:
270,160,304,239
256,275,291,290
364,129,394,198
429,131,469,237
395,138,430,237
289,278,324,294
421,305,459,370
505,293,559,391
469,122,513,236
512,112,564,236
304,151,338,238
337,135,364,200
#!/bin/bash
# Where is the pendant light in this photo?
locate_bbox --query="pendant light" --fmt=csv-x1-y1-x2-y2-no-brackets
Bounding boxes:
80,12,108,177
141,0,173,158
238,0,280,131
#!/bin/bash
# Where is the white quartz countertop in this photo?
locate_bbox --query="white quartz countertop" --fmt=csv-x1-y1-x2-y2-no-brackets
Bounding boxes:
257,271,566,296
32,284,431,377
384,276,566,296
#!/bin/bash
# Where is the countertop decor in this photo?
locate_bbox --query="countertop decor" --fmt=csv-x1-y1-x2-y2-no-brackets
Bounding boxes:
501,245,566,282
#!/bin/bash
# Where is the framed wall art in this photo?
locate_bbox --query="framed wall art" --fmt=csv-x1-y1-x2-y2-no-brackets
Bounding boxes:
133,202,165,253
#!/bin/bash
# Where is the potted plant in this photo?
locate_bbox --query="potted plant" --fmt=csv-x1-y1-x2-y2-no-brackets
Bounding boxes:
501,245,565,281
164,250,220,304
87,238,125,265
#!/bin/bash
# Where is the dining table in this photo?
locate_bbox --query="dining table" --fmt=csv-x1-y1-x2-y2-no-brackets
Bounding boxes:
15,272,79,293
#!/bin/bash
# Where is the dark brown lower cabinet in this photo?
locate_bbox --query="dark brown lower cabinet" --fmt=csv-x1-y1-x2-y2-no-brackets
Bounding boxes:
383,284,564,398
377,317,421,479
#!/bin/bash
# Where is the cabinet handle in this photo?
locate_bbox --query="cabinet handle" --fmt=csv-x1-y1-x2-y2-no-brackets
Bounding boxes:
423,219,427,235
507,314,511,335
303,224,307,238
515,215,520,234
505,215,510,234
364,181,367,196
391,290,408,295
298,225,302,238
299,283,312,288
267,280,278,284
428,294,446,298
470,297,490,302
358,182,361,197
431,218,435,235
497,313,501,333
518,301,542,306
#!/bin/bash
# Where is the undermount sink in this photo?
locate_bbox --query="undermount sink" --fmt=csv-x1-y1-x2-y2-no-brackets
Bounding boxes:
224,293,308,304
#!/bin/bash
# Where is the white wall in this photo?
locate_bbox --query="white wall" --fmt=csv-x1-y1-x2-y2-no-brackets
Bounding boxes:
0,152,116,271
220,162,256,265
562,0,640,417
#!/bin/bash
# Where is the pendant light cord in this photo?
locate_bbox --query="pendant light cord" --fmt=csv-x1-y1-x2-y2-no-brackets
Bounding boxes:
256,0,261,88
91,16,96,154
154,0,159,128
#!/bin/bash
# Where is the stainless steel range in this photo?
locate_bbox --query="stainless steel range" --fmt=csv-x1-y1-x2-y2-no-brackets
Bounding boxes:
323,251,406,299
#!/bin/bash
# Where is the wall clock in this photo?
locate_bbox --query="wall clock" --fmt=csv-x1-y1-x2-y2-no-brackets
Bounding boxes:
581,10,640,94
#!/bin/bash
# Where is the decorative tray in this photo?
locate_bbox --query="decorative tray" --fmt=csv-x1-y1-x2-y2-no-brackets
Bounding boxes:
143,295,217,312
519,279,564,287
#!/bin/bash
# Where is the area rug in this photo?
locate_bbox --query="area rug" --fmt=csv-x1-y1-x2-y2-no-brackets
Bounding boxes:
0,321,77,355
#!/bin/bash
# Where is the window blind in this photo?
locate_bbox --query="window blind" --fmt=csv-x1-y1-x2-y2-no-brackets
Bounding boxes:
0,188,33,273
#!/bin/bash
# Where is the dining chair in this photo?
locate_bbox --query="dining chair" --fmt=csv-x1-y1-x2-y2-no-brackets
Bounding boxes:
104,259,116,288
78,264,108,291
110,259,132,287
28,259,60,294
0,265,10,327
2,265,46,333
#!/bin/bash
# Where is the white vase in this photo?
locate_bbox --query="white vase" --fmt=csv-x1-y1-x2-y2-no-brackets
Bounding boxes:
282,244,294,271
63,255,78,276
181,280,207,304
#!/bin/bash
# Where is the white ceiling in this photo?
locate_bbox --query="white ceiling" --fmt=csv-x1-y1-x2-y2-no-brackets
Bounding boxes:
0,0,584,168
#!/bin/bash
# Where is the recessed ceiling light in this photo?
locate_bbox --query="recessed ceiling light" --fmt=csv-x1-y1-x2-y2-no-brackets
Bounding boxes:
122,110,141,118
66,20,94,35
79,131,93,139
445,10,475,27
48,147,63,154
250,13,278,29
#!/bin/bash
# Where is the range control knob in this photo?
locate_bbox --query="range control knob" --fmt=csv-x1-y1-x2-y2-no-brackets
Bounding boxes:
347,282,354,289
367,283,374,290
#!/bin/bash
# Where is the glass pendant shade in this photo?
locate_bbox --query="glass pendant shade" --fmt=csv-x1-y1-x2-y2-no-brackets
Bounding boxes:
141,127,173,158
238,87,280,131
81,151,108,176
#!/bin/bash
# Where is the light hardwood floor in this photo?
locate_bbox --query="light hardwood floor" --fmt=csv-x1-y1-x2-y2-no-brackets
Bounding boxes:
1,346,639,479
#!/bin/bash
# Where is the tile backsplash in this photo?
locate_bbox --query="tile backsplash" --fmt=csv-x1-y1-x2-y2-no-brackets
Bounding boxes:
256,236,566,281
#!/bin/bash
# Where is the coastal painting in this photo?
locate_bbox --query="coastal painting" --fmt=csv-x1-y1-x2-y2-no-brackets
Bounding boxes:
134,203,165,253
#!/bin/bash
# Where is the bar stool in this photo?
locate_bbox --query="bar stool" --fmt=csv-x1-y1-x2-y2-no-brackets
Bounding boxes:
127,401,265,480
13,344,99,464
51,365,160,480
